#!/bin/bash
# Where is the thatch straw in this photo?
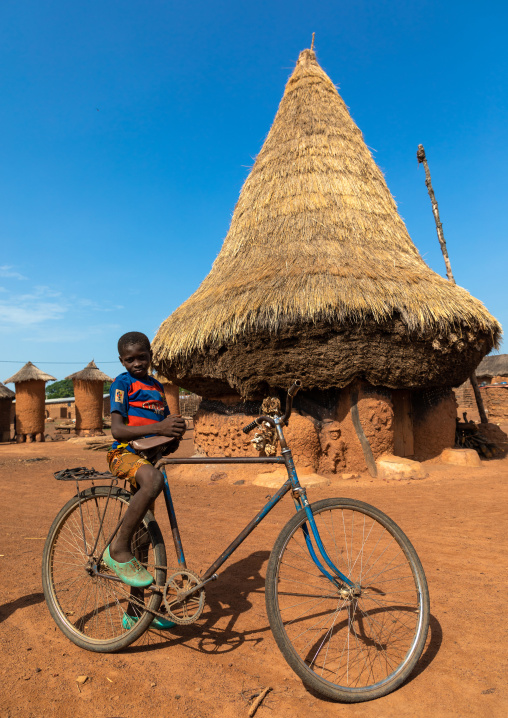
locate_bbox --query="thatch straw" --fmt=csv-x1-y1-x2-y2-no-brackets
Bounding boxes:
65,360,113,383
152,48,500,395
4,362,56,384
476,354,508,378
0,381,15,399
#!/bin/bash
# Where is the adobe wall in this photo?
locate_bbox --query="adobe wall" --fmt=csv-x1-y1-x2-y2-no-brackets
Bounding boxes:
0,398,13,441
74,380,105,435
483,387,508,422
193,382,458,472
15,380,46,440
412,389,457,460
45,402,75,420
194,384,395,473
318,385,394,473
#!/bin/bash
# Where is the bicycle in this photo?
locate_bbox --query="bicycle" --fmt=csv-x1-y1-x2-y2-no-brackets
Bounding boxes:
42,380,430,703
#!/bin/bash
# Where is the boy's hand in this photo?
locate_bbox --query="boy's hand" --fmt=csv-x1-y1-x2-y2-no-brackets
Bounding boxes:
154,415,186,439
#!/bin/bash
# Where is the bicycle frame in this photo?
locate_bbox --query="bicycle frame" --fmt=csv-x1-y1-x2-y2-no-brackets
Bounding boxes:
157,416,354,589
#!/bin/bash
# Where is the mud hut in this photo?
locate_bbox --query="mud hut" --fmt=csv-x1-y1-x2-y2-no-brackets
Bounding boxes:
476,354,508,385
0,381,15,442
4,362,56,442
65,361,113,436
152,48,500,471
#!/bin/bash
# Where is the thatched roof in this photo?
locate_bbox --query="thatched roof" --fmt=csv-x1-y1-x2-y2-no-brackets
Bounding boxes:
476,354,508,378
4,362,56,385
152,48,500,398
65,360,113,383
0,381,15,399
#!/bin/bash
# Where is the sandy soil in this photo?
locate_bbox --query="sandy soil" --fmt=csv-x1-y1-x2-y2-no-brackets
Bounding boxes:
1,431,507,718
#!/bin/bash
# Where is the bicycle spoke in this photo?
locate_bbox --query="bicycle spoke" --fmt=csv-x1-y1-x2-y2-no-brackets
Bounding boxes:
268,500,428,698
44,489,162,646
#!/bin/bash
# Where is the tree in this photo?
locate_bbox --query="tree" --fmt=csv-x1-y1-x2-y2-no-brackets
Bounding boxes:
46,379,112,399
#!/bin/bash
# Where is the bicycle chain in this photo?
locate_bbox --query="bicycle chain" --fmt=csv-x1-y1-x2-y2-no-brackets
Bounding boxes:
100,564,205,624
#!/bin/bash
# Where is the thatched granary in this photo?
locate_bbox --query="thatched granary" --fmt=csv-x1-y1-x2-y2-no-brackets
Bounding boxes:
65,361,113,436
0,381,15,442
152,48,501,471
4,362,56,442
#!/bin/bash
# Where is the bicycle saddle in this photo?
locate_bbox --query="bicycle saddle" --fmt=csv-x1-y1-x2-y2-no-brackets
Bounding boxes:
129,435,175,452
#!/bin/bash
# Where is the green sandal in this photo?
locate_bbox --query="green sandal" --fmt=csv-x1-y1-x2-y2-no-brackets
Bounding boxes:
103,546,154,587
122,613,176,630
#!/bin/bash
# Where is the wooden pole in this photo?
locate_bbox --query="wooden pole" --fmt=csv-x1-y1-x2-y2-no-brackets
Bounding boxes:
417,144,488,423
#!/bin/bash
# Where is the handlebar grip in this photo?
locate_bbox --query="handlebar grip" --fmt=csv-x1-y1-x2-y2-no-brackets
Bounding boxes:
288,379,302,397
242,420,259,434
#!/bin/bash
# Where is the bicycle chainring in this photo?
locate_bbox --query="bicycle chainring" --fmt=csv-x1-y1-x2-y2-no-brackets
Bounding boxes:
163,568,205,625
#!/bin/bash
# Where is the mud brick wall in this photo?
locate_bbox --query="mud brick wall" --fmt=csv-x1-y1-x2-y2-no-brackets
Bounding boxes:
0,398,13,441
483,387,508,421
412,391,457,461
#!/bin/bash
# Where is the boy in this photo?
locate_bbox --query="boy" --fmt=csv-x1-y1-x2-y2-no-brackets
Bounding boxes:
105,332,185,624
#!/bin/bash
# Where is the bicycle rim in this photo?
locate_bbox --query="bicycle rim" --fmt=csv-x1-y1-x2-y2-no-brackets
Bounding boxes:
42,486,165,651
266,498,429,702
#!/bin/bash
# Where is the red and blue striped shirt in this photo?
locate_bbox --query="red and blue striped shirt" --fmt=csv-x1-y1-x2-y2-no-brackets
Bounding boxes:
109,372,169,452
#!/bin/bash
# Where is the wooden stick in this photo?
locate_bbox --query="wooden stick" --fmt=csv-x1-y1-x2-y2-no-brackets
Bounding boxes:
416,145,455,283
417,144,488,423
248,687,271,717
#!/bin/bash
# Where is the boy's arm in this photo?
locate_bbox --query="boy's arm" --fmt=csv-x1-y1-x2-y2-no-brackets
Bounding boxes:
111,412,186,443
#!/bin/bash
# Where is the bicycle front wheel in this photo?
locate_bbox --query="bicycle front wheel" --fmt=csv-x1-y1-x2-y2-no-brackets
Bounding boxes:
265,498,430,702
42,485,167,652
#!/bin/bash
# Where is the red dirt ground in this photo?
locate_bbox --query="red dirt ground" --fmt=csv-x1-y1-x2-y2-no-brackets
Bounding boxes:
1,430,507,718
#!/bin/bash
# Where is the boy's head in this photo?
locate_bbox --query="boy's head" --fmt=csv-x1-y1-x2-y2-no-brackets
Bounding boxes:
118,331,152,379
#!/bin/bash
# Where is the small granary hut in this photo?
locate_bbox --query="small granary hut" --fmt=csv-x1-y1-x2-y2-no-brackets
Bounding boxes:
4,362,56,442
154,374,180,416
65,361,113,436
152,47,501,472
0,381,15,442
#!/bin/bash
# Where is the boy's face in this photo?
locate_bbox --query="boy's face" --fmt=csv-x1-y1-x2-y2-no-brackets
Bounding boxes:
119,343,151,379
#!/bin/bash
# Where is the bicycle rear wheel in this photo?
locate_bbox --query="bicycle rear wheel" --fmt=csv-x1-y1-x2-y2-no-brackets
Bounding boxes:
265,498,429,702
42,485,166,652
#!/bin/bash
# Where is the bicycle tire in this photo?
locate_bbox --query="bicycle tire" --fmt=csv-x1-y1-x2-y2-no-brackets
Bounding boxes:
265,498,430,702
42,485,167,652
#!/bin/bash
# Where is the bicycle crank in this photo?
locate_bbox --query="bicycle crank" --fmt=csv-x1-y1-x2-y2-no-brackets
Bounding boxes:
163,568,207,625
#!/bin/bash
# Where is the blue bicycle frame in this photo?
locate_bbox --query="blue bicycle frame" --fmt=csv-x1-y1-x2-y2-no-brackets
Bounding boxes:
157,416,353,589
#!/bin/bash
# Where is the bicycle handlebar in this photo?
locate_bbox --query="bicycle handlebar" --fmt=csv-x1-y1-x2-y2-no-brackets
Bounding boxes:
242,380,302,434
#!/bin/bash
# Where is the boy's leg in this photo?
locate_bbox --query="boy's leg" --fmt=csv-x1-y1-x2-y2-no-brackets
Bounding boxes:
109,463,164,563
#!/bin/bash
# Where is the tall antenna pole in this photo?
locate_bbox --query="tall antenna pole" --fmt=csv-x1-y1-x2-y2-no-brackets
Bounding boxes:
417,144,488,424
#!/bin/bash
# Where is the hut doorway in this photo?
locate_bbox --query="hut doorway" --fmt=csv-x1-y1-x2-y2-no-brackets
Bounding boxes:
392,390,414,457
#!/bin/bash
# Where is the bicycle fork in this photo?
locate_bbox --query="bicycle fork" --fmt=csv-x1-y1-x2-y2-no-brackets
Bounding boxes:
281,447,355,590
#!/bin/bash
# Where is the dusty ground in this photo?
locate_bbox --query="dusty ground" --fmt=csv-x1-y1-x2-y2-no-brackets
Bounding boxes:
1,430,507,718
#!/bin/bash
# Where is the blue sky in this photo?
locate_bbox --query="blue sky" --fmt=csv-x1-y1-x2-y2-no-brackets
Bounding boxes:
1,0,506,385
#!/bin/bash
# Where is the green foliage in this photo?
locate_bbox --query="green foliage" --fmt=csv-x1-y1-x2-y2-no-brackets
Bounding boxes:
46,379,112,399
46,379,74,399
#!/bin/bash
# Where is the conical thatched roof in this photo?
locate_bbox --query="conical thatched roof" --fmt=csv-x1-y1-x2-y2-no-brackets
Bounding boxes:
152,48,500,398
4,362,56,385
0,381,15,399
65,360,113,383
